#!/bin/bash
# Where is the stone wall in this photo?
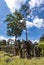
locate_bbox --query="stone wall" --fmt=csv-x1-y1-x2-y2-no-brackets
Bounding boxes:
0,41,41,58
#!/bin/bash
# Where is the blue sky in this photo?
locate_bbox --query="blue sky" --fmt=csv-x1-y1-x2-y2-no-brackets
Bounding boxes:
0,0,44,42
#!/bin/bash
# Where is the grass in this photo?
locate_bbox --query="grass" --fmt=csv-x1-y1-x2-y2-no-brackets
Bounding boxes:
0,51,44,65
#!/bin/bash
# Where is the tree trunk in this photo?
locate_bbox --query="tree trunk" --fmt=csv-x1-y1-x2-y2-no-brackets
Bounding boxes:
15,35,17,44
26,28,28,41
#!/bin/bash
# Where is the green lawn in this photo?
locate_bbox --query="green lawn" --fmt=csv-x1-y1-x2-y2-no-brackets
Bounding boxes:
0,51,44,65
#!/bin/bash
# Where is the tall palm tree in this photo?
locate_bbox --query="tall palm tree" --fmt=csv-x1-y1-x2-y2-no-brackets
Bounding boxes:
20,4,31,41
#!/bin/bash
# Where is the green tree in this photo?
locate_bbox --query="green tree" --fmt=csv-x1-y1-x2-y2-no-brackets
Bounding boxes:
2,40,6,45
40,34,44,41
38,34,44,56
4,11,26,43
0,40,2,45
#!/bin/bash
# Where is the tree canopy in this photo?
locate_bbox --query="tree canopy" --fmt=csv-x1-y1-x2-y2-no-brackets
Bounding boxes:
4,11,26,40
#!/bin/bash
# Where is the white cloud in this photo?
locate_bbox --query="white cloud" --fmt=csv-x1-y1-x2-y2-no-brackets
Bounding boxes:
0,36,7,41
32,39,39,43
4,0,26,12
0,36,15,41
26,16,44,29
33,17,44,28
26,21,33,28
10,37,15,41
29,0,44,9
0,36,39,43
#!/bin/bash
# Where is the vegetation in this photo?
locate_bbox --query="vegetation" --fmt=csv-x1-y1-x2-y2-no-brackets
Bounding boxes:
4,11,26,41
1,3,44,65
0,51,44,65
4,4,31,42
0,40,6,45
38,34,44,56
0,40,2,45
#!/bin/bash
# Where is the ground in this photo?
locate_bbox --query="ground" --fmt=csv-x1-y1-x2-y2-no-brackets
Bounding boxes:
0,51,44,65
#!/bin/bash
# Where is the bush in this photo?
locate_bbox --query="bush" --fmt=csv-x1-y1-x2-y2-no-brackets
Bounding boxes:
38,41,44,56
